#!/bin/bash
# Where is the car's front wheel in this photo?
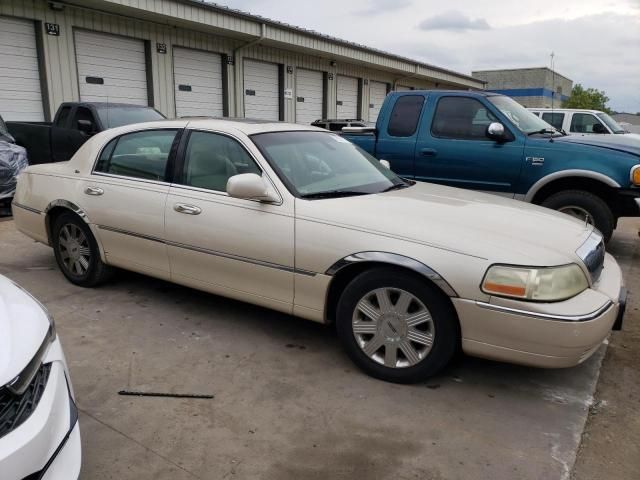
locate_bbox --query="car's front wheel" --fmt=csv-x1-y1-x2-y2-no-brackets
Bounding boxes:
52,212,113,287
336,268,458,383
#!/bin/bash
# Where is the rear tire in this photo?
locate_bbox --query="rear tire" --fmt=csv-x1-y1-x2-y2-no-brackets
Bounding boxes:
336,267,458,384
52,212,113,287
541,190,614,243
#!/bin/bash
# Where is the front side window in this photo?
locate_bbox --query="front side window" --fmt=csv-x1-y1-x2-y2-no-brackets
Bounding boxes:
388,95,424,137
95,129,178,181
541,112,565,130
252,131,406,198
72,107,94,130
570,113,606,133
431,97,498,140
180,131,261,192
488,95,552,134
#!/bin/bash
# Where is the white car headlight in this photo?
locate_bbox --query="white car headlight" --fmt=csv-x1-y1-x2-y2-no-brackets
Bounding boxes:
481,264,589,302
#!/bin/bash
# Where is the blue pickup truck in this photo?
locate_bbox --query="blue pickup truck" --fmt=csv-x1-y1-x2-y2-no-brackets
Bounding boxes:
343,91,640,241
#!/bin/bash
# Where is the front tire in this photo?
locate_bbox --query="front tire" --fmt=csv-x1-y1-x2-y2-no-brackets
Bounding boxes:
336,268,458,384
541,190,615,243
52,212,113,287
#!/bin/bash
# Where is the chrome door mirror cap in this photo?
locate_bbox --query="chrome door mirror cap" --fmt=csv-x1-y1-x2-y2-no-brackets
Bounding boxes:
486,122,505,140
380,159,391,169
226,173,279,203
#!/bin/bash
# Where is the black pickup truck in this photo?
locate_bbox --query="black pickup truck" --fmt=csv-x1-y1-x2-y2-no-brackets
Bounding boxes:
6,102,165,165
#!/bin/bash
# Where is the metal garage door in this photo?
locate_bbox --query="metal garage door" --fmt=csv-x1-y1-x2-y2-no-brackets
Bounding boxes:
295,69,323,125
173,47,223,117
336,75,359,119
244,59,279,121
75,30,148,105
368,81,388,123
0,17,44,121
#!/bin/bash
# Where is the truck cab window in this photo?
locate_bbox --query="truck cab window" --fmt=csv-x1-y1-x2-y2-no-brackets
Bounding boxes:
72,107,94,131
56,106,71,128
570,113,606,134
387,95,424,137
432,97,497,140
541,112,565,130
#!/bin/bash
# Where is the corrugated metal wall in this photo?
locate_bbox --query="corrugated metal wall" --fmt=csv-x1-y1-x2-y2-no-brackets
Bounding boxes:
0,0,472,122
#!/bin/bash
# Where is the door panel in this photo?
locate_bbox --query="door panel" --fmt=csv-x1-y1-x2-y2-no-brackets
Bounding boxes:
415,96,524,193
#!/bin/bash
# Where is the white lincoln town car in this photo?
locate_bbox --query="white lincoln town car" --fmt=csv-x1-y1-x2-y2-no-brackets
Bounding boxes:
12,119,627,383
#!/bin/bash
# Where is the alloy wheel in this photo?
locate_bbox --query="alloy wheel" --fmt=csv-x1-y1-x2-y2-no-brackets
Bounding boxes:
58,223,91,276
558,205,595,226
351,287,435,368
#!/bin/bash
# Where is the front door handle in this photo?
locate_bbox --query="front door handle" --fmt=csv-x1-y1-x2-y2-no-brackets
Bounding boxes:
174,203,202,215
420,148,437,157
84,186,104,196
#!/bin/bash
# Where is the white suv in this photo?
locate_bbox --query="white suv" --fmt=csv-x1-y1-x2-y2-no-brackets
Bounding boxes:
528,108,631,136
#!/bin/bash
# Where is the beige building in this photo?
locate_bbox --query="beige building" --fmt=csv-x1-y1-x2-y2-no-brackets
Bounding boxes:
0,0,483,124
472,67,572,108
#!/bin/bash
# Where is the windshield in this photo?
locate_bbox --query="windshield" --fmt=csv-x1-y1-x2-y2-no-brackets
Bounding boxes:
596,112,626,134
97,107,166,129
251,131,406,198
488,96,556,134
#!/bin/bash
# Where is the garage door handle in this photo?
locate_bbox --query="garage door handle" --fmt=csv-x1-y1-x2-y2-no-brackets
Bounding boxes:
84,186,104,196
420,148,437,157
174,203,202,215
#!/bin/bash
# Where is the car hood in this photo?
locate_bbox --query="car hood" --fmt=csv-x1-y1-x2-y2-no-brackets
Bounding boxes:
297,182,592,265
554,134,640,157
0,275,50,387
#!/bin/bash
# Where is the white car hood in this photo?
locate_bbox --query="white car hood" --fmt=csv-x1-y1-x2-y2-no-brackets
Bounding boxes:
297,182,592,265
0,275,50,387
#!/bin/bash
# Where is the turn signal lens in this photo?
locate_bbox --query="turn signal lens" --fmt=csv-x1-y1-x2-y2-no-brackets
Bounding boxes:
631,165,640,186
482,264,589,302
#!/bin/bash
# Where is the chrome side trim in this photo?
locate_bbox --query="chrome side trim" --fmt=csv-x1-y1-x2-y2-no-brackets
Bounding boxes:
576,230,605,283
11,202,42,215
476,300,613,322
96,225,316,276
326,251,458,297
524,170,621,203
44,199,91,223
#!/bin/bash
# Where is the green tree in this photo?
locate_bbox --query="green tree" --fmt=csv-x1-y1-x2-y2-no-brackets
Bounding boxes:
563,84,611,113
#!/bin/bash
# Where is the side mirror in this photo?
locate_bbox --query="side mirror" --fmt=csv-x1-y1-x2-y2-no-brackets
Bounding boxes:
226,173,279,203
379,159,391,169
486,122,506,141
77,119,95,135
592,123,607,134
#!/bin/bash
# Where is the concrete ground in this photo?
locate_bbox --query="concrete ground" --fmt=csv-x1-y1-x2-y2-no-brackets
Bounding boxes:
0,217,637,480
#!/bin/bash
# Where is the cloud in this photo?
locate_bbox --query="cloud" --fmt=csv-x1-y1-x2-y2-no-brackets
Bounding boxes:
355,0,412,15
418,10,491,31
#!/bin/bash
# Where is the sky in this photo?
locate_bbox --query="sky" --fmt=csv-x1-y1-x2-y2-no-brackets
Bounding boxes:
217,0,640,113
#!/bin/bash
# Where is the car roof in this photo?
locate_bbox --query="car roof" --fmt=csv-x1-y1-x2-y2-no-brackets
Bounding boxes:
184,118,323,135
529,108,603,114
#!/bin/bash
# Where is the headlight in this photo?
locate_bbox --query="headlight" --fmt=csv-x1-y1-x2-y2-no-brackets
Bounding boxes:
481,264,589,302
631,165,640,186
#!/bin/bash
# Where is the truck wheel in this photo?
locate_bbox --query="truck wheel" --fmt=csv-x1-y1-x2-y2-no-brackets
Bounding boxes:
336,267,458,384
52,212,114,287
541,190,614,242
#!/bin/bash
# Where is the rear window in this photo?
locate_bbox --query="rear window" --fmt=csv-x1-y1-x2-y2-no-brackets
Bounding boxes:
387,95,424,137
96,107,166,129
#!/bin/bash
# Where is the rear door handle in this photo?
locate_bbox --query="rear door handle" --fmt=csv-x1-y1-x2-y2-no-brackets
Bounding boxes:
420,148,437,157
174,203,202,215
84,186,104,196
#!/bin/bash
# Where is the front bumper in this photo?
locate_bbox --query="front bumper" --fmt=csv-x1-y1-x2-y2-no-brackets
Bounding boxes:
455,252,625,368
0,338,81,480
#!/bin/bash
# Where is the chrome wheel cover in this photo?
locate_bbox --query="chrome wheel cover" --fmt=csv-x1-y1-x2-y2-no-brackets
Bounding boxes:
58,224,91,276
352,287,435,368
558,205,595,226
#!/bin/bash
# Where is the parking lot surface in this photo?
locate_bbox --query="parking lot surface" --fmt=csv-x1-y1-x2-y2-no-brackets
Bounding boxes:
1,218,637,480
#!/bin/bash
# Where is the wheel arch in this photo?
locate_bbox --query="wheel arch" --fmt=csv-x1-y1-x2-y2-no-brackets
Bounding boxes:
44,200,92,246
525,171,620,204
323,252,459,325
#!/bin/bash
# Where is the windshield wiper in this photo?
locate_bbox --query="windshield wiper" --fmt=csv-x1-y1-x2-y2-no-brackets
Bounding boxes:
300,190,370,199
528,128,558,136
381,183,410,192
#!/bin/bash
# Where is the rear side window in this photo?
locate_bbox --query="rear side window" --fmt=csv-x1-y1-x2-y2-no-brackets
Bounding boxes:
95,129,178,181
387,95,424,137
431,97,498,140
542,112,565,130
56,106,71,127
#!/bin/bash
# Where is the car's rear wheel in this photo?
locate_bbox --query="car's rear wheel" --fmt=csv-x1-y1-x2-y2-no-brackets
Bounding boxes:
336,267,458,383
52,212,113,287
541,190,614,242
